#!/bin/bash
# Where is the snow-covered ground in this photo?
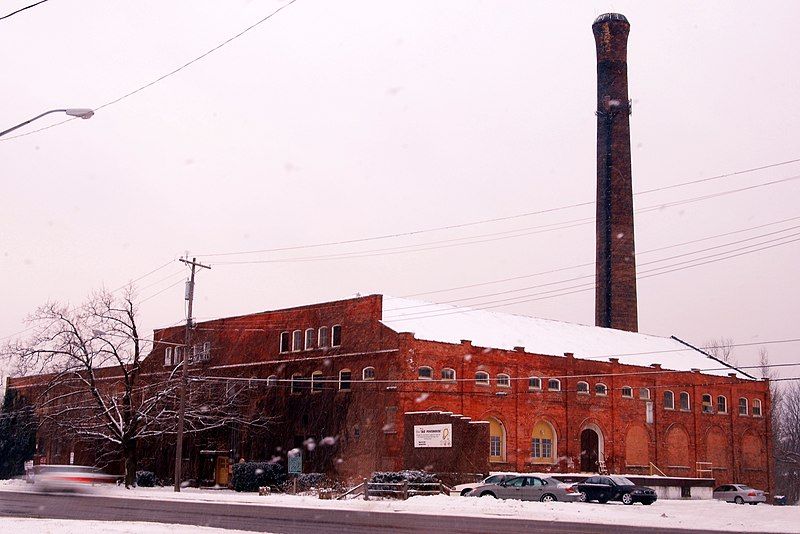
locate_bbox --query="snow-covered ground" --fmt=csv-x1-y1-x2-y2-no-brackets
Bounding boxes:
0,517,256,534
1,479,798,533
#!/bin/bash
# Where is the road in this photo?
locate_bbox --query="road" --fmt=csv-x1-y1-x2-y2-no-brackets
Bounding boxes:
0,490,774,534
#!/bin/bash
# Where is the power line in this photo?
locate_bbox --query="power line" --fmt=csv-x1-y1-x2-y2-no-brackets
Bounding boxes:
400,214,800,298
0,0,298,141
196,159,800,259
383,229,800,318
209,173,800,265
0,0,49,21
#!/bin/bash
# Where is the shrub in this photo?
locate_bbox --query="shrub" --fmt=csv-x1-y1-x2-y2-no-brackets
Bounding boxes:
136,470,156,487
231,462,286,492
370,470,438,484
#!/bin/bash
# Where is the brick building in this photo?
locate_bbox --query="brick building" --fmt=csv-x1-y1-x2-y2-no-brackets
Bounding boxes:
110,293,770,490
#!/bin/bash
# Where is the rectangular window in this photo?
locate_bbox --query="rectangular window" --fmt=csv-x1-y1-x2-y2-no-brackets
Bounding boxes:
174,347,183,364
528,377,541,390
532,438,541,458
318,326,330,347
339,370,352,391
542,439,552,459
332,325,342,347
280,332,290,353
203,341,211,361
621,386,633,398
305,328,315,350
490,436,501,457
292,330,303,352
164,347,173,366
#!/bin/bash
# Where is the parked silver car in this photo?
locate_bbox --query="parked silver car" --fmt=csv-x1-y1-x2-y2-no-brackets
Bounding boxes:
712,484,767,505
468,475,581,502
453,473,521,496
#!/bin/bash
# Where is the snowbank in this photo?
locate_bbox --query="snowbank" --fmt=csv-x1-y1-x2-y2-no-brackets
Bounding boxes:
1,479,798,532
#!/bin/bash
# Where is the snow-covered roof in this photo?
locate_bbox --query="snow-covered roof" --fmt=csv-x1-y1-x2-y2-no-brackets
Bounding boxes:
380,296,752,379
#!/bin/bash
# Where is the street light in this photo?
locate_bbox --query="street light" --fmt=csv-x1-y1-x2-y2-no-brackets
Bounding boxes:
0,108,94,138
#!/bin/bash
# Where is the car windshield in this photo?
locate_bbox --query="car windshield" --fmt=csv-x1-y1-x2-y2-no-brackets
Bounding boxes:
609,476,635,486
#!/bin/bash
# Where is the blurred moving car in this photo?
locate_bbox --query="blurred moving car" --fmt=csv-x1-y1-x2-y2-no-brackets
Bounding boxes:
453,473,520,496
31,465,119,492
575,475,657,505
712,484,767,505
468,475,581,502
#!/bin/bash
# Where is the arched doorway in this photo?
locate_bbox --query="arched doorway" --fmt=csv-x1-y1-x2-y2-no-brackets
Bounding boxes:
580,425,604,472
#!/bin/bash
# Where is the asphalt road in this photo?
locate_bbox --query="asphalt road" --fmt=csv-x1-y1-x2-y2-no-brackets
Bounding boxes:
0,490,772,534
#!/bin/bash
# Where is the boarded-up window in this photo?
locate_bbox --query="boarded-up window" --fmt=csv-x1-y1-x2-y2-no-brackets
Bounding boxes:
742,432,765,470
625,425,650,467
706,427,729,470
664,426,691,467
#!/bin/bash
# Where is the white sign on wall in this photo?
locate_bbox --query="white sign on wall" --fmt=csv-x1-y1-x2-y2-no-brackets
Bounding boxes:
414,424,453,448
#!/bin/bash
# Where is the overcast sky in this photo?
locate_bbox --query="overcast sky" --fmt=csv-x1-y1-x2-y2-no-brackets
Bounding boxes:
2,1,799,384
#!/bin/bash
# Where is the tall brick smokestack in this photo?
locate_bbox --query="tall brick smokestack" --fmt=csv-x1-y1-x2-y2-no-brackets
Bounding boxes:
593,13,638,332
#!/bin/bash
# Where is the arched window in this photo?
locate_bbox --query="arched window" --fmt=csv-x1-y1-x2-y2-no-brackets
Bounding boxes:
702,394,713,413
548,378,561,391
311,371,323,393
639,388,651,400
488,417,506,462
290,373,301,394
331,324,342,347
291,330,303,352
595,383,608,396
339,369,352,391
621,386,633,398
680,391,690,411
362,367,375,381
753,399,762,417
717,395,728,414
738,397,748,416
496,373,511,388
663,390,675,410
441,368,456,381
577,381,590,394
528,377,542,390
318,326,330,347
418,366,433,380
279,332,290,353
475,371,490,386
267,375,278,387
531,420,557,464
305,328,315,350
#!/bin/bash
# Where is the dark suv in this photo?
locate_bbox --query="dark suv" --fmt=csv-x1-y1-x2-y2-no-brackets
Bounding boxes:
575,475,657,505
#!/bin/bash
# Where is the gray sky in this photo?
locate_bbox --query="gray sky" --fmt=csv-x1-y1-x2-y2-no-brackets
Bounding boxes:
2,1,799,382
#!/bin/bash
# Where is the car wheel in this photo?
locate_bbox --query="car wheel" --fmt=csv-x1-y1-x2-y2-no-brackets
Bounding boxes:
734,496,744,505
480,491,497,498
540,494,557,503
621,493,634,505
460,489,472,497
578,492,588,502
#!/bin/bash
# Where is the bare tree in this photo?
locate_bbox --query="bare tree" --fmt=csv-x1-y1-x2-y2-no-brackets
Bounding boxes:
703,337,737,366
775,381,800,503
3,288,270,487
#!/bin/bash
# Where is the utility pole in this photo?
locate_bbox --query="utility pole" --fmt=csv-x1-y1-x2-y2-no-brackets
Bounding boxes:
174,256,211,492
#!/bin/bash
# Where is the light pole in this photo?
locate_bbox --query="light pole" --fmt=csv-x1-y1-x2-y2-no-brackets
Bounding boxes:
0,108,94,137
